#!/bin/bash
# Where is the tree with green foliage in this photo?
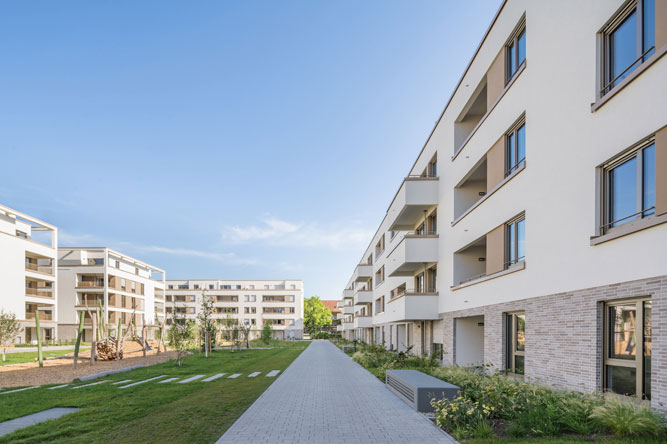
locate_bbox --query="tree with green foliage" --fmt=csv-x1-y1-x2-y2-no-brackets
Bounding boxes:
168,306,193,366
197,291,215,355
261,322,272,344
304,296,332,333
0,309,22,362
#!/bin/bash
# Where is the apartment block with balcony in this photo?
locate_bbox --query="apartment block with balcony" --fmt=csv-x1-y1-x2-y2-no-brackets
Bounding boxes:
57,247,166,341
340,0,667,411
0,204,58,344
164,280,304,340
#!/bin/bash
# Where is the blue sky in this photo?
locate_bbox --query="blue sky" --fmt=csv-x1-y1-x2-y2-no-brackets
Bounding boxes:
0,0,500,299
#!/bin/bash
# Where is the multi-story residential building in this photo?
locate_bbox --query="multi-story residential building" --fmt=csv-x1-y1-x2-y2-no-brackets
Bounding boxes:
0,204,58,344
341,0,667,410
57,247,166,341
321,299,342,332
164,280,304,340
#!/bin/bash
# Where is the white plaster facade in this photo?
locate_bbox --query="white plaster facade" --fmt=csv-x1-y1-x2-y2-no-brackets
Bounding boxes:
0,204,58,344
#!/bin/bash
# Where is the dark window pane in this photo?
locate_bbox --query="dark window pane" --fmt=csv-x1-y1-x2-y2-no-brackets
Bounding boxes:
517,30,526,65
516,314,525,351
508,42,515,77
609,305,637,359
610,10,638,87
508,222,516,264
507,132,516,170
606,365,636,396
643,144,655,216
516,124,526,166
514,355,524,375
644,301,652,400
516,219,525,262
643,0,655,59
610,157,637,227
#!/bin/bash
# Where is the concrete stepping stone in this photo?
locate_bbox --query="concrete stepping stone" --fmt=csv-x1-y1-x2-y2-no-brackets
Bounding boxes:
248,372,261,377
111,380,132,385
202,373,225,382
72,380,109,389
0,408,79,438
118,375,167,389
158,377,179,384
227,373,241,379
266,370,280,377
0,386,39,395
47,384,70,390
178,375,205,384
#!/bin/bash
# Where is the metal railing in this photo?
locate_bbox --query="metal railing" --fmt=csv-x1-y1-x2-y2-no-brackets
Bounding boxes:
601,46,655,95
601,207,655,230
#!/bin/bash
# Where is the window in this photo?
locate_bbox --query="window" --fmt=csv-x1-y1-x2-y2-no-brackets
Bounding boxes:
236,285,242,289
168,285,174,290
506,119,526,176
135,267,139,275
506,312,525,374
178,284,188,289
415,272,425,293
16,230,28,238
115,260,120,268
600,138,656,234
209,284,214,290
93,258,104,265
374,266,385,288
601,0,655,95
375,235,385,257
506,216,526,267
244,295,256,302
194,284,199,289
222,284,231,289
249,285,255,289
428,155,438,178
506,22,526,81
166,295,172,302
432,343,444,361
290,284,296,289
264,285,269,289
604,298,651,399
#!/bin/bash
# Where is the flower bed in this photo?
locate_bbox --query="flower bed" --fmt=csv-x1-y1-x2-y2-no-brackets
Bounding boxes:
350,346,667,441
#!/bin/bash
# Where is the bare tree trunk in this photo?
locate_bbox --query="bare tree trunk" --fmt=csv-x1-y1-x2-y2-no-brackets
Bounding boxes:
142,325,147,357
90,314,97,366
73,311,85,369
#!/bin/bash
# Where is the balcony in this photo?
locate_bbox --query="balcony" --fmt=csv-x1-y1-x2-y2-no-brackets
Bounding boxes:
343,305,354,315
26,311,54,321
25,287,54,299
77,279,105,289
387,177,439,231
353,315,372,329
386,234,439,277
343,320,354,330
384,292,439,323
353,290,373,305
342,289,354,299
352,264,372,283
336,324,344,332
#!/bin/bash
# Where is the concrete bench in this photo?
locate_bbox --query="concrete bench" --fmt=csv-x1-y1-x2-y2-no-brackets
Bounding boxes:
386,369,460,413
341,345,355,353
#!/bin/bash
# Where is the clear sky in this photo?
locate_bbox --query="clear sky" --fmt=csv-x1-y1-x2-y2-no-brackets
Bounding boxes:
0,0,500,299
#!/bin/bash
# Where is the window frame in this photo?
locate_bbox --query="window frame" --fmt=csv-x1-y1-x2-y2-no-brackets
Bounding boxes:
600,0,656,96
600,136,656,234
505,214,526,268
506,311,525,375
603,297,651,400
505,18,526,83
505,116,526,177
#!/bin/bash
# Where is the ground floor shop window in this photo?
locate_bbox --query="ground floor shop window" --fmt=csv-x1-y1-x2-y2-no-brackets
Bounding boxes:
604,298,651,399
506,312,525,374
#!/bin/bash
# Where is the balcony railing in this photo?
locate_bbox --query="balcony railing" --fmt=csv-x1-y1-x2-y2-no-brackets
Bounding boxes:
25,263,54,276
25,288,53,298
26,312,53,321
77,280,105,288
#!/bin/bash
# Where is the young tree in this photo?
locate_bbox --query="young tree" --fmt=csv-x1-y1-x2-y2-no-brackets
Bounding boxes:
197,291,215,355
168,306,193,366
0,310,22,362
261,322,273,344
304,296,332,333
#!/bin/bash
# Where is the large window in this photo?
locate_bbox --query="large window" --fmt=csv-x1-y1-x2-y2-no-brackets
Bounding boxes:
506,312,525,374
601,0,655,95
602,139,655,232
506,23,526,81
506,215,526,267
604,299,651,399
506,119,526,176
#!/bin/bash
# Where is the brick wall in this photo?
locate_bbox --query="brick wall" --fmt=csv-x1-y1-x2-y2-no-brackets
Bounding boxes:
439,275,667,412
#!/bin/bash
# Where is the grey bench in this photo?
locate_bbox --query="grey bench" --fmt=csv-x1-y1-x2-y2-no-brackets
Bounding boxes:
386,369,460,413
341,345,355,353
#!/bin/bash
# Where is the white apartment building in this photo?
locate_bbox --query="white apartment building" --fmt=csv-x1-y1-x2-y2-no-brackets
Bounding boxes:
342,0,667,410
0,204,58,344
165,280,304,340
57,247,166,341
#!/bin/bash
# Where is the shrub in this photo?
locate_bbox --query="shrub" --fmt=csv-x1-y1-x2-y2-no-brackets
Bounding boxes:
260,323,272,344
311,331,331,339
590,397,666,437
431,395,490,440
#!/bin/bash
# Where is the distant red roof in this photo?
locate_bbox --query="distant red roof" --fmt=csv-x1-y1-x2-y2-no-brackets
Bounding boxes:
321,299,341,313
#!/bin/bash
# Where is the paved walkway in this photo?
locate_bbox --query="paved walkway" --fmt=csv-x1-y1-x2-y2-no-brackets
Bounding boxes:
217,341,455,444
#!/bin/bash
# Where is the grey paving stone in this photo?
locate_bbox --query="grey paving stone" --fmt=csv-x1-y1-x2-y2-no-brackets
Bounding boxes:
248,372,261,377
265,370,280,377
178,375,205,384
203,373,226,382
0,408,79,438
118,375,167,389
227,373,241,379
71,380,109,389
0,386,39,395
111,379,132,385
158,378,179,384
47,384,69,390
216,341,457,444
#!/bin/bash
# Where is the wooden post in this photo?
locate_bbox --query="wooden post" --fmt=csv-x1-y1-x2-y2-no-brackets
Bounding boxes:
73,311,85,369
205,330,209,358
35,311,43,368
90,313,97,365
142,325,147,357
116,323,122,360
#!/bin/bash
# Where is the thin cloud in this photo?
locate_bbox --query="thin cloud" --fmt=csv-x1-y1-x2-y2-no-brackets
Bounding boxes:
222,216,373,249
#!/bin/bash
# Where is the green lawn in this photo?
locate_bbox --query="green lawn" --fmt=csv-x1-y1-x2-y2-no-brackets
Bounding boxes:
0,349,83,366
0,341,308,444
